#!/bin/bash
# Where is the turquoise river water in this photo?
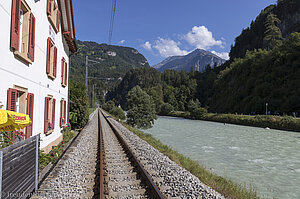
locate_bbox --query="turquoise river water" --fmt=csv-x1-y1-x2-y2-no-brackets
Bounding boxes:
144,116,300,199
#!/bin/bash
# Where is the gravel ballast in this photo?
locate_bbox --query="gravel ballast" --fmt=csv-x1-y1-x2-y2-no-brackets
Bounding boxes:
31,113,99,199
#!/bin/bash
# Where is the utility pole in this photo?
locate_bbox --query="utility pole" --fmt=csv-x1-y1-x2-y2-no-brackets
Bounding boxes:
85,56,88,95
92,84,95,111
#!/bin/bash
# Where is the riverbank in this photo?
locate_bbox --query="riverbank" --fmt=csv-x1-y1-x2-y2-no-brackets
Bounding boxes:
165,111,300,132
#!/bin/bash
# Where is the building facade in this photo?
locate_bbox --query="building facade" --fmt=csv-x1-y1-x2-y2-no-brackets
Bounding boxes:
0,0,77,152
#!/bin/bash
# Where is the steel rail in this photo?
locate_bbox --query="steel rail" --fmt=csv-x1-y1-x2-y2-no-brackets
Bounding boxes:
98,110,104,199
99,109,166,199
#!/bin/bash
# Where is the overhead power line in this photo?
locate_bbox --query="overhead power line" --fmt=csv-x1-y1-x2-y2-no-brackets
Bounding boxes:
108,0,117,45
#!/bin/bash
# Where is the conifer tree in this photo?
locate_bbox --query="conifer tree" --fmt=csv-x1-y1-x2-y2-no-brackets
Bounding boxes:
264,13,283,49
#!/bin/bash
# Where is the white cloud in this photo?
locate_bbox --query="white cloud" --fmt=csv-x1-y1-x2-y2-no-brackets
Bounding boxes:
184,26,223,50
153,38,188,57
142,41,152,50
211,51,229,60
118,40,125,44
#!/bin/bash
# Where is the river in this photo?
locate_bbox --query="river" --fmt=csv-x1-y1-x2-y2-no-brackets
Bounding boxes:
144,116,300,199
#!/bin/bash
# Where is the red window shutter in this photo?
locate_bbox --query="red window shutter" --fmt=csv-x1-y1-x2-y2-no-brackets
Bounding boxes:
64,100,66,124
52,98,56,130
44,97,49,133
56,9,61,31
28,13,36,62
53,46,57,77
61,58,64,85
64,62,68,86
26,93,34,139
7,88,17,111
46,38,51,74
10,0,21,50
47,0,52,15
60,99,63,127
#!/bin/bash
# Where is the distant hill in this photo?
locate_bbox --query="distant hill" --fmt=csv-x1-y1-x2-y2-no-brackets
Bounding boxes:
70,40,150,104
70,40,150,81
153,49,225,72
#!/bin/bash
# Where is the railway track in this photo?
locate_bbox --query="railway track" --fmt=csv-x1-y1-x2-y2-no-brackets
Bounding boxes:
98,109,165,199
33,109,222,198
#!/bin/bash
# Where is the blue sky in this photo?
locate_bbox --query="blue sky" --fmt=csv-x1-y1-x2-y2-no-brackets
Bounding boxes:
73,0,277,66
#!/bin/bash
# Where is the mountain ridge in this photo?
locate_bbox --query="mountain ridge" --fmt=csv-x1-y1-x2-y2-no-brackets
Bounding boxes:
153,49,225,72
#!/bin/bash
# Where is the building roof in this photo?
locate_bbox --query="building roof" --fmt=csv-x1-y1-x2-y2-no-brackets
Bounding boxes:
58,0,77,53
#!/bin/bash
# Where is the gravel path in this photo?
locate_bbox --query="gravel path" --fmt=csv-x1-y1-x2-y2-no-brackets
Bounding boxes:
31,114,99,199
105,112,225,199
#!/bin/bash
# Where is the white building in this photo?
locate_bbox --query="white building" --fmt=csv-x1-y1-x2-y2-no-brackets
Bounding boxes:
0,0,77,152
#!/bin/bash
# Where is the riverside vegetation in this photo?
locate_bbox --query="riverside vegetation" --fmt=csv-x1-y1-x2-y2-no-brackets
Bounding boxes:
167,111,300,132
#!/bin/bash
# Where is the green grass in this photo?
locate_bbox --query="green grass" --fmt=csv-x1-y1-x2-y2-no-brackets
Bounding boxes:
88,108,94,116
118,121,260,199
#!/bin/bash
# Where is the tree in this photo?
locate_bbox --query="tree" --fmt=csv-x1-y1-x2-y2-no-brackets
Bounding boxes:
110,107,126,120
147,84,164,113
264,13,283,49
102,100,116,112
188,99,201,113
69,80,89,129
126,86,157,129
102,100,126,120
160,103,174,115
187,99,207,119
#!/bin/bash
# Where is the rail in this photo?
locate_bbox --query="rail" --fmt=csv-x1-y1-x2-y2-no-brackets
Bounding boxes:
98,109,166,198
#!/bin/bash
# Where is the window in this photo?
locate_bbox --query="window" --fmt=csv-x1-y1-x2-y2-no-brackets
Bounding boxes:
46,37,57,79
61,58,68,87
47,0,60,33
7,86,34,139
44,96,56,135
60,99,66,127
10,0,35,63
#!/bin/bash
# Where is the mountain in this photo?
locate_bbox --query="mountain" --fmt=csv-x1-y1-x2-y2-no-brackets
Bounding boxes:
229,0,300,60
153,49,226,72
70,40,150,104
71,40,150,81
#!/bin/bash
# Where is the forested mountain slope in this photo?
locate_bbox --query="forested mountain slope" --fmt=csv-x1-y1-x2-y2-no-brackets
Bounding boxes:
70,40,150,104
229,0,300,59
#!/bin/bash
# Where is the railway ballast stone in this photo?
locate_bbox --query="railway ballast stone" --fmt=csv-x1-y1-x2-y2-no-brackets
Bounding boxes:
31,114,99,199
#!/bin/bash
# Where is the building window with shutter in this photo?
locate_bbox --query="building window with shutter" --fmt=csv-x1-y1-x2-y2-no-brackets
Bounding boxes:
7,86,34,139
47,0,60,33
61,58,68,87
10,0,35,64
44,96,56,135
60,99,66,127
46,37,58,79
